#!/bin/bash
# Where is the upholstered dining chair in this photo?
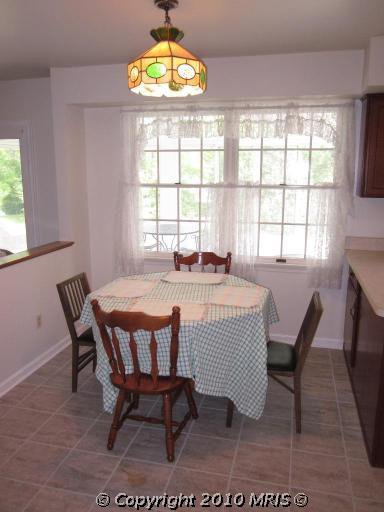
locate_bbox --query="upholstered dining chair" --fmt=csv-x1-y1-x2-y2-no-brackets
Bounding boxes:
57,273,97,392
91,300,198,462
173,251,232,274
226,291,323,433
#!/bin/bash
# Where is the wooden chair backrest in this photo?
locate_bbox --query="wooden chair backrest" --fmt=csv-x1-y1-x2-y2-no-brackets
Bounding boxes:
173,251,232,274
57,273,90,342
91,300,181,390
294,291,323,374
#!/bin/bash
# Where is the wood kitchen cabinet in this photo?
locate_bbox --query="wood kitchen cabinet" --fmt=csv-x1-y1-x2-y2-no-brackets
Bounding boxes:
359,94,384,197
343,267,384,467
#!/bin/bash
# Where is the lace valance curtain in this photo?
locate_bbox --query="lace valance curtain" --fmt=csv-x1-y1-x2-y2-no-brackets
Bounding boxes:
118,100,355,288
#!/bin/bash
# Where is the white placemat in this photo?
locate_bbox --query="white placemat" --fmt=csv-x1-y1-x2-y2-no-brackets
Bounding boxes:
210,285,266,308
96,278,157,298
162,270,226,285
129,299,206,321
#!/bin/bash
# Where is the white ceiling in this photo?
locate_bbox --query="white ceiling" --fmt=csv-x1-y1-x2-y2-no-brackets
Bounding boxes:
1,0,384,80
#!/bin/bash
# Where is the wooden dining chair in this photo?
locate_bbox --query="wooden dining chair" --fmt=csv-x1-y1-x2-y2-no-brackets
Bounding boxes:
57,273,97,392
91,300,198,462
173,251,232,274
226,291,323,433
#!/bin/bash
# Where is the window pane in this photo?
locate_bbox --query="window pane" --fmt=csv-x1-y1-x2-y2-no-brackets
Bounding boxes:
159,152,178,183
239,150,261,183
143,135,157,151
284,189,308,224
263,136,285,149
181,137,201,150
203,151,224,184
282,225,305,258
142,221,158,251
179,222,199,252
312,135,334,149
181,152,200,184
239,135,261,149
200,188,211,220
0,139,27,253
286,150,309,185
158,188,177,219
260,189,283,222
259,224,281,257
159,134,178,150
310,150,334,185
262,150,284,185
287,134,310,148
180,188,199,220
140,187,156,219
139,152,157,183
158,221,178,252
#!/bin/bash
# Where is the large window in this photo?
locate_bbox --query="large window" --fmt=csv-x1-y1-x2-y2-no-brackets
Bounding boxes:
0,137,27,253
138,112,336,261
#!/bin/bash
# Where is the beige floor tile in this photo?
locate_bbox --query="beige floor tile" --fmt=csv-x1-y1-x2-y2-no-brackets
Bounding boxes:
233,443,290,485
48,449,118,494
178,435,236,475
301,397,340,426
25,487,94,512
107,458,172,496
21,386,72,412
125,427,184,463
166,467,227,509
335,379,354,403
291,451,351,495
98,398,157,424
292,422,344,456
301,377,337,401
241,415,291,449
349,458,384,502
0,436,24,467
0,405,11,418
57,392,103,419
333,364,350,382
291,488,353,511
329,349,346,366
77,420,138,456
262,392,293,420
78,375,103,395
339,402,361,430
0,477,39,512
190,406,241,440
229,477,291,510
31,413,94,448
0,383,36,406
0,441,69,485
302,361,334,381
343,427,367,460
202,395,229,410
354,498,384,511
307,348,331,364
0,407,51,439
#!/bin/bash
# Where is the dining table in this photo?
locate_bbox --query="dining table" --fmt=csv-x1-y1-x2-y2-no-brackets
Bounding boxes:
80,270,279,419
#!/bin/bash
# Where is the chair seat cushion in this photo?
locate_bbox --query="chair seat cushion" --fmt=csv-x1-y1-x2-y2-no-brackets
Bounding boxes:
267,340,297,372
78,327,95,345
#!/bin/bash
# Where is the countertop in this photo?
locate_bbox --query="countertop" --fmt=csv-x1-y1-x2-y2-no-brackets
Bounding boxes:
346,249,384,317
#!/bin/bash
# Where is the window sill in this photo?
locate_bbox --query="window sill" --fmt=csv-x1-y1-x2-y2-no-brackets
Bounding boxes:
144,253,310,273
0,241,74,270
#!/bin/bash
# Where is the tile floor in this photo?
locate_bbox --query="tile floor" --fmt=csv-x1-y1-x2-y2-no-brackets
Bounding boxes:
0,346,384,511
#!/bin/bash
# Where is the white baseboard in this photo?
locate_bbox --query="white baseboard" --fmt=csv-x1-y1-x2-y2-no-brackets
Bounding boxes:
0,335,71,398
271,333,343,350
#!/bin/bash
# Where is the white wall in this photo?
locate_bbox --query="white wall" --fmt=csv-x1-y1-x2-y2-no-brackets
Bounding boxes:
0,78,59,244
0,246,75,393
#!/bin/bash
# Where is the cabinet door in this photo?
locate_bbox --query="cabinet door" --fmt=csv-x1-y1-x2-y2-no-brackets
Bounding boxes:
360,94,384,197
343,272,360,370
353,291,384,465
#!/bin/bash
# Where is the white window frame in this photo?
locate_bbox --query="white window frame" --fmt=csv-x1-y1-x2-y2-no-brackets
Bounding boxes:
139,113,337,265
0,121,38,249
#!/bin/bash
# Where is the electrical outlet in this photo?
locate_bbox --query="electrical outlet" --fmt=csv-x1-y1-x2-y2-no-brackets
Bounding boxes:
36,314,42,328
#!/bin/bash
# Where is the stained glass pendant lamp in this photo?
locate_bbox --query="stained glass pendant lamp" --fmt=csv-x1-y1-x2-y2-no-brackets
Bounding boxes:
127,0,207,97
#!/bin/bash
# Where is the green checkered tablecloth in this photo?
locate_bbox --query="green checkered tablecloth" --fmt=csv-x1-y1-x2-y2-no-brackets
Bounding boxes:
80,272,279,419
